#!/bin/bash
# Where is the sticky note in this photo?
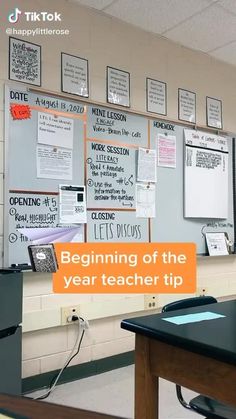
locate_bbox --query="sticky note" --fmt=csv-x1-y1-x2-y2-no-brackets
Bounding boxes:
162,311,225,325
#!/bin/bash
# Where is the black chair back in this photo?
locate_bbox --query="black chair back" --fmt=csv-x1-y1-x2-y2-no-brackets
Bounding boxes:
162,296,217,312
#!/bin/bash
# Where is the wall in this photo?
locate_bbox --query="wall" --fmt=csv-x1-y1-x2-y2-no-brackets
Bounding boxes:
1,0,236,379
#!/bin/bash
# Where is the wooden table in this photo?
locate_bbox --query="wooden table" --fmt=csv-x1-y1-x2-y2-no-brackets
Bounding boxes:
121,300,236,419
0,394,123,419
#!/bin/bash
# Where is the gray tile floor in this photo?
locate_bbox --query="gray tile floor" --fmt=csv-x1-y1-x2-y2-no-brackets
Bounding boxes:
29,365,200,418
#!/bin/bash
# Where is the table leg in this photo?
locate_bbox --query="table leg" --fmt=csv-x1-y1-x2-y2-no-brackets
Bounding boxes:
135,335,158,419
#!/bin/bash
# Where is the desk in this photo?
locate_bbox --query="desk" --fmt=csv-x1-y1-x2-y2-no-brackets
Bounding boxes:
0,394,122,419
121,300,236,419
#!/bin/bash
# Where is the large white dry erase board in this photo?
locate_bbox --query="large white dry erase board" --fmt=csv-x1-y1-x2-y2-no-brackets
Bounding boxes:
149,121,234,252
4,83,235,266
5,85,86,265
184,129,228,218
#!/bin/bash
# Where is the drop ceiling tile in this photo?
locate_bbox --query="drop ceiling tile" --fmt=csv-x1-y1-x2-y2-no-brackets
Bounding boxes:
73,0,115,10
211,41,236,66
217,0,236,15
104,0,215,34
164,4,236,52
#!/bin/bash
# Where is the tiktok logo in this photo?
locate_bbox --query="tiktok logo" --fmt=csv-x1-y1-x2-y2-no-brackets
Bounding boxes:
8,8,22,23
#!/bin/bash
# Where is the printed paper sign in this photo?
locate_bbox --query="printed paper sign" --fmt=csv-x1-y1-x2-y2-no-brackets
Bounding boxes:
157,134,176,168
136,183,156,218
9,37,41,86
107,67,130,107
178,89,196,123
206,97,223,129
137,148,157,183
37,145,73,180
38,112,74,149
147,78,167,115
61,53,89,97
59,185,87,224
206,232,229,256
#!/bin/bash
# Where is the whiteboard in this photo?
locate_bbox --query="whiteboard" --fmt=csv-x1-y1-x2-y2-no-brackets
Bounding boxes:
150,121,234,254
5,85,85,265
184,129,229,218
4,83,235,266
4,85,149,266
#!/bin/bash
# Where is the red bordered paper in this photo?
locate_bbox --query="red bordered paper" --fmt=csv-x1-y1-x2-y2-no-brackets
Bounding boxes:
10,104,31,120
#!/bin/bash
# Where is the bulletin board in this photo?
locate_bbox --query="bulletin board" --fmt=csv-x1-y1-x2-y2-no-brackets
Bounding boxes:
149,122,234,250
4,83,234,266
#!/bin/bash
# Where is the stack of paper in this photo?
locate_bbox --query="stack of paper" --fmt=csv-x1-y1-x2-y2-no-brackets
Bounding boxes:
17,226,83,244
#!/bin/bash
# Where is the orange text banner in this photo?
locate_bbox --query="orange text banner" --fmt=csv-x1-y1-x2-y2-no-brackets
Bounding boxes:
53,242,196,294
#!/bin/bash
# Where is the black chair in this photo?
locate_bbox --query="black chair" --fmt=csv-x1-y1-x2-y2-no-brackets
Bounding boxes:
162,296,236,419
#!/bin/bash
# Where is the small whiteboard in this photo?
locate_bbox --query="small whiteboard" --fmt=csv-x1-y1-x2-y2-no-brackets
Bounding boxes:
184,129,228,218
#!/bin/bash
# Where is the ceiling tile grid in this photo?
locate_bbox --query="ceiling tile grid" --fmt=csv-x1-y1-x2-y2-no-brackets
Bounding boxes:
164,3,236,52
71,0,115,10
217,0,236,15
103,0,216,34
211,41,236,65
72,0,236,67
